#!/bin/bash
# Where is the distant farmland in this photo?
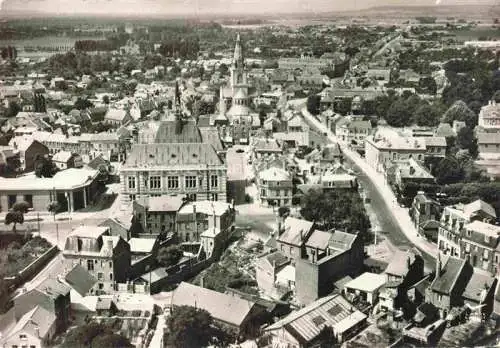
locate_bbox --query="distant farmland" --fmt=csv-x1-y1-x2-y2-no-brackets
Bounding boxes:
0,35,105,49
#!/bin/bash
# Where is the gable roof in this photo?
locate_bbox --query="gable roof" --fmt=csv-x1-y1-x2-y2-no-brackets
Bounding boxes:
305,230,332,250
8,305,56,340
33,277,71,300
277,217,314,247
384,248,421,277
430,256,466,295
124,143,223,169
64,264,97,296
171,282,256,327
463,199,496,219
128,238,157,254
265,294,366,344
105,108,129,121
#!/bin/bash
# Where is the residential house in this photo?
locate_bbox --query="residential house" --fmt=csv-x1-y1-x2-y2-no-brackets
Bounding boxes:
176,200,235,258
252,138,282,159
276,217,315,260
62,226,131,294
133,195,185,237
2,306,57,348
120,143,227,206
278,57,335,71
425,256,497,320
366,68,392,86
14,278,71,334
304,143,343,175
265,294,367,346
423,137,447,158
52,151,83,170
390,159,435,191
460,221,500,275
438,200,496,257
104,108,132,126
410,191,442,242
8,137,49,172
295,230,364,305
365,135,427,173
256,166,293,207
477,100,500,131
385,248,425,287
273,112,327,148
335,116,372,152
170,282,266,338
318,171,358,191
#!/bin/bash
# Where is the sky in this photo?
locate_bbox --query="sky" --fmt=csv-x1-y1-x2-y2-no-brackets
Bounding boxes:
0,0,497,16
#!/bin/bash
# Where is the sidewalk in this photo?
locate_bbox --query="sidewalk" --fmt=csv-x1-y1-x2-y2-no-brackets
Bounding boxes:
300,107,438,260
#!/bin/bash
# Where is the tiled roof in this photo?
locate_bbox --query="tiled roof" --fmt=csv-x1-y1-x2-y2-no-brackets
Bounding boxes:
305,230,331,250
277,217,314,247
266,294,366,343
124,143,223,169
8,305,56,340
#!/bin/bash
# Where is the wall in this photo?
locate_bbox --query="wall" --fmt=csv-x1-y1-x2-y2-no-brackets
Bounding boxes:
227,180,246,205
7,245,59,288
149,258,212,294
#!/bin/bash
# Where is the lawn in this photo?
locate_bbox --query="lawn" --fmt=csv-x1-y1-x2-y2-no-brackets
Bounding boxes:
0,236,52,278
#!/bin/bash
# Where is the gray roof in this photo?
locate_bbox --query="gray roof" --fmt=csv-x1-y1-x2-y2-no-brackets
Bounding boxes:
277,217,314,247
124,143,223,169
430,256,466,295
171,282,257,327
8,305,56,340
65,264,97,296
135,195,185,212
34,278,71,299
154,119,203,144
266,294,366,344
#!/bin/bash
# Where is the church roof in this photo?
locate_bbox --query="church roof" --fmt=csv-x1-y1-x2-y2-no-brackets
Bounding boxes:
233,87,248,100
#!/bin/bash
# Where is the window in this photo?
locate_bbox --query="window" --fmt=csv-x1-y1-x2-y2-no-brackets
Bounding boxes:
466,229,471,237
438,294,443,302
187,193,197,201
149,176,161,190
24,195,33,208
110,273,113,280
211,193,218,201
109,261,113,268
483,249,489,259
8,195,16,209
167,176,179,189
98,283,104,290
87,260,94,271
312,316,326,325
185,176,197,189
261,189,266,197
127,176,136,189
19,334,27,340
97,272,103,280
210,175,218,188
129,194,136,201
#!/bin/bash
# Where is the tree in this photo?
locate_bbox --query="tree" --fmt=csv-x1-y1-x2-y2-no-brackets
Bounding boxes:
102,95,110,104
47,201,59,221
62,322,131,348
278,206,290,218
6,101,20,118
442,100,477,128
34,156,57,178
5,211,24,233
385,99,412,127
157,245,183,267
12,201,30,214
306,95,321,115
336,98,352,116
433,156,465,185
492,90,500,103
166,306,214,348
92,334,133,348
414,103,441,127
456,127,478,158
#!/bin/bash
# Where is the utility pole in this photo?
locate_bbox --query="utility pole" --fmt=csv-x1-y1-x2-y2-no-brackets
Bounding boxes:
37,212,40,234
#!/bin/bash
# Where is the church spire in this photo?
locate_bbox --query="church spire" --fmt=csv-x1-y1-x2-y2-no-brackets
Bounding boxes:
233,33,243,69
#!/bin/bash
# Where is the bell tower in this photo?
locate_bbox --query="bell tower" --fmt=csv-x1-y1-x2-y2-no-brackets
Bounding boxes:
230,33,247,90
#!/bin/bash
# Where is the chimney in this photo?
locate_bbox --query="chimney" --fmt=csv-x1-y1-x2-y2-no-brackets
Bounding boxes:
436,253,442,277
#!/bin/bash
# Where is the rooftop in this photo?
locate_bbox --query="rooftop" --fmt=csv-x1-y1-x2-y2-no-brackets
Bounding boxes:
344,272,387,293
0,167,99,191
266,294,367,343
128,238,157,254
69,225,109,239
178,200,232,217
431,256,466,295
7,305,56,340
464,220,500,239
171,282,256,327
135,195,185,212
277,217,314,247
258,166,291,182
124,143,223,170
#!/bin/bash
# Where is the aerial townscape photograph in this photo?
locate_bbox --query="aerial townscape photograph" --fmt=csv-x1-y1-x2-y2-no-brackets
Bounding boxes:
0,0,499,346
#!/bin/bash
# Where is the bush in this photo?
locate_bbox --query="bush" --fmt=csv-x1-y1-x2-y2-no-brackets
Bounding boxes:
244,194,253,204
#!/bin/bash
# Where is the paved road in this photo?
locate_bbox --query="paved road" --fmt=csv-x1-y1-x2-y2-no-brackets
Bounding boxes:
300,107,438,262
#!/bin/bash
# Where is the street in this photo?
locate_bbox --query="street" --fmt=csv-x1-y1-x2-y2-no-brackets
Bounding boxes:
300,107,438,263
